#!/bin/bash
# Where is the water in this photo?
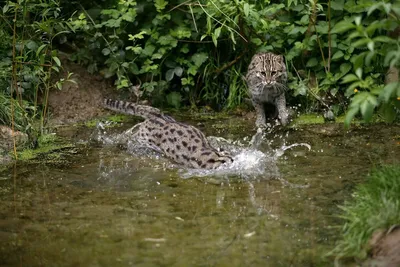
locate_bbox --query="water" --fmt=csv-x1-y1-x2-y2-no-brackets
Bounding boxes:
0,116,399,266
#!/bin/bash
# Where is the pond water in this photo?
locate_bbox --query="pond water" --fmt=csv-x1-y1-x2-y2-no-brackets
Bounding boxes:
0,116,399,267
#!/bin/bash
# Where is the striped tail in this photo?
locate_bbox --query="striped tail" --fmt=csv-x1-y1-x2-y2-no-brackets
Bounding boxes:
103,99,162,119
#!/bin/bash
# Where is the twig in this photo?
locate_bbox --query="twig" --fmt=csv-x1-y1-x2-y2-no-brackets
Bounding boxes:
189,4,198,33
327,0,331,73
11,2,19,159
214,49,247,76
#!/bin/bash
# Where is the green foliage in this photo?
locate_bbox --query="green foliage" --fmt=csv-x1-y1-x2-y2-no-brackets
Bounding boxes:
2,0,397,123
334,2,400,126
0,91,29,131
64,0,399,119
329,165,400,261
0,0,74,133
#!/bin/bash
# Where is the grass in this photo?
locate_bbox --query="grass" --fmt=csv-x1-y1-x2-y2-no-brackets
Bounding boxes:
0,91,29,131
329,165,400,261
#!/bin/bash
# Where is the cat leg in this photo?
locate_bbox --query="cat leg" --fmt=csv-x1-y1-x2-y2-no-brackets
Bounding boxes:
253,100,267,129
275,94,289,126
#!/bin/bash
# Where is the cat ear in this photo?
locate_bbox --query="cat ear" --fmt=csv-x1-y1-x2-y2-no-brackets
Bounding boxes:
279,55,285,62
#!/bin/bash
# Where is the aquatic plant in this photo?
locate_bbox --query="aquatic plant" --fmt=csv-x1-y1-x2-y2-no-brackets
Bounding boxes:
330,165,400,262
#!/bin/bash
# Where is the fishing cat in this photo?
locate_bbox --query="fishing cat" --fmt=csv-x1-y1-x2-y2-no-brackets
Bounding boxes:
103,99,233,169
245,52,289,128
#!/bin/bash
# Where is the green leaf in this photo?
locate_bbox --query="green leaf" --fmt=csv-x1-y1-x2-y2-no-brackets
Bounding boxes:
331,20,355,33
51,66,60,73
151,53,163,59
36,44,47,57
192,53,208,67
379,103,397,123
339,63,352,77
344,106,359,127
102,48,111,56
373,36,395,43
129,63,139,74
352,38,370,48
121,8,136,22
26,40,38,51
52,56,61,67
155,0,168,12
128,31,148,41
187,65,197,76
306,57,318,67
331,0,344,10
166,69,175,81
174,66,183,77
243,3,250,17
332,51,344,60
354,16,362,26
356,68,363,79
180,45,189,53
129,46,142,54
367,41,374,51
3,3,9,14
214,27,222,39
353,52,366,70
300,15,309,25
380,82,400,102
365,51,375,66
181,77,193,86
341,74,359,84
158,35,177,47
143,44,156,56
367,3,382,16
251,38,263,45
166,92,182,109
360,95,376,122
384,51,398,67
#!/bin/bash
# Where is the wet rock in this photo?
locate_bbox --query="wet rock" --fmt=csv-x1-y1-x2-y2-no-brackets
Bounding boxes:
363,225,400,267
323,110,335,122
0,125,28,164
0,125,28,150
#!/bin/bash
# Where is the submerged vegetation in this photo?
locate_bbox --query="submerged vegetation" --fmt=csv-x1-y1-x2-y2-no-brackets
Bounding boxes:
330,165,400,262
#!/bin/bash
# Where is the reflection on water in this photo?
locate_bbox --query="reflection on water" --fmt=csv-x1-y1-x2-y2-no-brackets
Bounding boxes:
0,119,399,266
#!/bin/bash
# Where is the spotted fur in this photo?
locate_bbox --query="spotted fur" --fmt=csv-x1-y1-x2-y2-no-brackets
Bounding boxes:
246,52,289,127
103,99,233,169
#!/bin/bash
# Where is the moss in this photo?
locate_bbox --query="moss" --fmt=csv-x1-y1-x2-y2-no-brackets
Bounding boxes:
329,165,400,261
293,114,325,125
11,133,76,163
85,119,100,128
16,143,75,161
84,114,131,128
38,133,59,145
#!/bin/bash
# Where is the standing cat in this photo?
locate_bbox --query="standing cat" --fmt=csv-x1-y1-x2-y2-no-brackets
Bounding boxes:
103,99,233,169
245,52,289,128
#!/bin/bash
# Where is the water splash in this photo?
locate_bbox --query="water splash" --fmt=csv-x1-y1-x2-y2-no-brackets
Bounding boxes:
94,121,311,181
179,147,278,179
